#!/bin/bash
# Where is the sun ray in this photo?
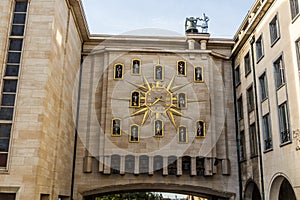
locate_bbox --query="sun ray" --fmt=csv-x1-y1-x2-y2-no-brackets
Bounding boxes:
171,82,191,92
126,80,148,91
187,99,206,103
143,75,151,90
169,108,183,116
131,107,149,116
166,75,175,91
141,110,149,125
167,111,176,128
112,97,130,101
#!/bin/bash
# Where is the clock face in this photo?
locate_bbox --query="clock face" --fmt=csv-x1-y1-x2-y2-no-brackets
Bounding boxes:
145,85,172,113
109,55,211,141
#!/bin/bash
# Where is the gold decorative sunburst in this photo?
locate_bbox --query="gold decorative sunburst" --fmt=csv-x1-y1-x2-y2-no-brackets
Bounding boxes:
114,75,201,128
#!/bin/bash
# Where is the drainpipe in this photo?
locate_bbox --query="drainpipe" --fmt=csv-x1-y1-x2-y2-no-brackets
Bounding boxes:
231,58,243,200
250,35,265,200
70,49,84,200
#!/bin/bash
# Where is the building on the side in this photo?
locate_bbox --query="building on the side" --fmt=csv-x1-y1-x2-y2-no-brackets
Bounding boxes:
232,0,300,199
0,0,299,200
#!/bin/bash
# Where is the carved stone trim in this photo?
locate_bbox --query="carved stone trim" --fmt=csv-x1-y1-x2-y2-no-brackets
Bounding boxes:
293,129,300,151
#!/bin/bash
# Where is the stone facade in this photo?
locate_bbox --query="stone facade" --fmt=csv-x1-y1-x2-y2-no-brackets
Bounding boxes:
232,0,300,199
73,35,238,200
0,0,299,200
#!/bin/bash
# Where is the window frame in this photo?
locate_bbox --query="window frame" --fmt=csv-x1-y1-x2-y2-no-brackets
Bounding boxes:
249,123,258,157
259,72,268,101
235,65,241,86
255,35,264,62
246,85,255,112
273,55,286,89
278,102,291,145
269,14,281,47
237,96,243,120
239,130,246,161
296,39,300,71
262,114,273,151
244,52,251,76
289,0,300,20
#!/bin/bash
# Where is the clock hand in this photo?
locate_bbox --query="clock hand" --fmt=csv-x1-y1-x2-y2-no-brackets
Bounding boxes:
151,98,161,106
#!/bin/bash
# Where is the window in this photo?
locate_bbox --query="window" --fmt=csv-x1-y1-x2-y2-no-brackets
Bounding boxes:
237,96,243,120
278,102,290,144
239,131,246,161
244,52,251,75
296,39,300,71
259,72,268,100
269,15,280,45
0,193,16,200
0,0,28,169
235,65,241,86
273,56,285,89
249,123,258,156
247,86,254,112
256,35,264,61
11,1,28,36
263,114,272,150
290,0,300,19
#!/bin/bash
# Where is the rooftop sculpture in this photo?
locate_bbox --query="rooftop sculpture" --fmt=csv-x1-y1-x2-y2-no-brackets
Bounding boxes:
185,13,209,34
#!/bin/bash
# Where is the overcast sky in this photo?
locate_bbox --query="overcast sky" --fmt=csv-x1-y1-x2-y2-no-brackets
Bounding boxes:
81,0,255,38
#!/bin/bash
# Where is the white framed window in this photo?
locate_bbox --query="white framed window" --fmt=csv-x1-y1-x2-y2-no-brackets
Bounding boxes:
290,0,300,19
269,15,280,46
278,102,290,144
263,114,272,150
256,35,264,62
273,56,285,89
259,72,268,100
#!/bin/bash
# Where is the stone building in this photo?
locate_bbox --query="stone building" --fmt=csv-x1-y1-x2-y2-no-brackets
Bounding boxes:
0,0,299,200
232,0,300,199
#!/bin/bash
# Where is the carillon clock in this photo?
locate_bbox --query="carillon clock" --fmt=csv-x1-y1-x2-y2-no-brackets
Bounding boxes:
111,58,207,143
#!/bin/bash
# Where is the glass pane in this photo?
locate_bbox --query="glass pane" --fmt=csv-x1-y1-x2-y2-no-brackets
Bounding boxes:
0,139,9,152
11,25,24,36
1,94,16,106
9,39,23,51
5,65,19,76
0,108,14,120
13,13,26,24
0,124,12,138
0,154,8,167
3,80,18,92
7,52,21,64
14,1,28,12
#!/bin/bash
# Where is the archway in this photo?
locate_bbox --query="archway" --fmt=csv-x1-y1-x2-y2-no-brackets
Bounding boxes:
244,181,261,200
270,175,296,200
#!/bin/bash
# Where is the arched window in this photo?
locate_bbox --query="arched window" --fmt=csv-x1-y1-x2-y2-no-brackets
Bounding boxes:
168,156,177,175
153,155,163,174
182,156,191,175
139,155,149,174
111,154,120,174
125,155,135,174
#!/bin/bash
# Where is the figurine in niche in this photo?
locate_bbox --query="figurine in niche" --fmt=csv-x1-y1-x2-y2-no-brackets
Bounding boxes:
196,120,205,137
130,125,139,142
131,91,140,107
178,93,186,109
112,118,121,136
132,59,140,74
194,66,203,82
114,64,123,79
177,61,186,76
179,126,187,143
155,65,163,81
154,120,163,136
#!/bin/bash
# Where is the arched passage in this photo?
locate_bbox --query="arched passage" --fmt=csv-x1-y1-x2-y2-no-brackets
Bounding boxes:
270,175,296,200
244,181,261,200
